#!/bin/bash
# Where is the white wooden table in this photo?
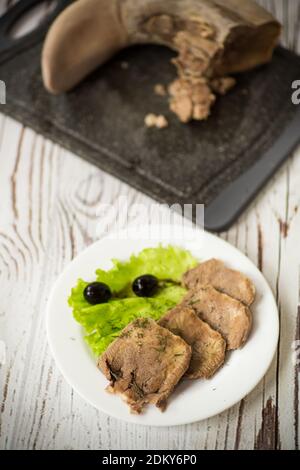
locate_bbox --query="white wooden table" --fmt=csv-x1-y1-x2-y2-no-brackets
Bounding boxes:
0,0,300,450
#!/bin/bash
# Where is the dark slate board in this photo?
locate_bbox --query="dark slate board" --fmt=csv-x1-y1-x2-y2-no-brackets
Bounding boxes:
1,0,300,231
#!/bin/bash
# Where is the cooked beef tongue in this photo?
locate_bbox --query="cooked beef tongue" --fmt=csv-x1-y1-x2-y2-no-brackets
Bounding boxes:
159,306,226,379
183,259,256,306
98,318,191,414
183,285,252,350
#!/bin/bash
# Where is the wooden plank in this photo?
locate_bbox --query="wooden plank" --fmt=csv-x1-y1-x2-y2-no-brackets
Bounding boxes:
0,0,299,450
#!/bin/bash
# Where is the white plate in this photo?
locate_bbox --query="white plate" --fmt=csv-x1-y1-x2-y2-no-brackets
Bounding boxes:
46,224,279,426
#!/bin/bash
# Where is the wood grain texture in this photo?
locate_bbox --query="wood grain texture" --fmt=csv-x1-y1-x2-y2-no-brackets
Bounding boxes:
0,0,299,450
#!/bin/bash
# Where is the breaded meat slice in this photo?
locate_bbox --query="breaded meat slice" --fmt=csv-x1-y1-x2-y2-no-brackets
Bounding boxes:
183,258,255,306
159,306,226,379
98,318,191,413
183,285,252,350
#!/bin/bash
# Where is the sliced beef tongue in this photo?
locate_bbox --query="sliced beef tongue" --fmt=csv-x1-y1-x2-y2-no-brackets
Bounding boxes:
182,258,256,306
159,306,226,379
98,318,191,414
182,285,252,350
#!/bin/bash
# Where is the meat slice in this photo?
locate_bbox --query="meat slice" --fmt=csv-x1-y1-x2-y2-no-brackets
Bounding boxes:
98,318,191,413
159,306,226,379
183,285,252,350
183,259,255,306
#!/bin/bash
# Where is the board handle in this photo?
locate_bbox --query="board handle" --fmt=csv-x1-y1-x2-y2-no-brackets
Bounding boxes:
0,0,72,58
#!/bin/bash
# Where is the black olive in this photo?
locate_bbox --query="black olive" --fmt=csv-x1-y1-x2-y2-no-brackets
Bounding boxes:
84,282,112,305
132,274,159,297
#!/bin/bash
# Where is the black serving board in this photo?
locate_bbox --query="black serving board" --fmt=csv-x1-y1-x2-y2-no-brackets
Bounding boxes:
1,0,300,231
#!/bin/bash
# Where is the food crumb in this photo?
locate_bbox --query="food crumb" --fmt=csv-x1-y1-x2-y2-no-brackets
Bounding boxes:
210,77,236,95
120,61,129,70
144,113,168,129
154,83,167,96
168,78,215,123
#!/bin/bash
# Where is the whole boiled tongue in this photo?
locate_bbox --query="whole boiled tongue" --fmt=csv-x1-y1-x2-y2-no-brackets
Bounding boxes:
41,0,281,122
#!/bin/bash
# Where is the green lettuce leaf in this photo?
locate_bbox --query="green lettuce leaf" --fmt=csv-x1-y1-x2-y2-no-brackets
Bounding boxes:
95,245,197,293
68,245,197,356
